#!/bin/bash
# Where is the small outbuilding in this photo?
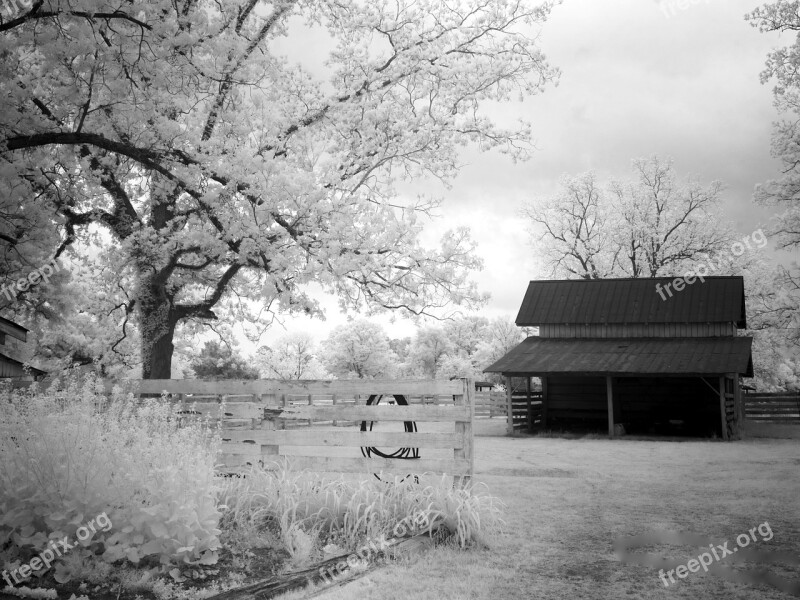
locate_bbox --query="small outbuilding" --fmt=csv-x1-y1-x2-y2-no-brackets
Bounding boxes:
0,316,46,381
485,276,753,438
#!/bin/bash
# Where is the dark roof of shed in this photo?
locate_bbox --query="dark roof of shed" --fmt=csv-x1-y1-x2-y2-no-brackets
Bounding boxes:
0,352,47,376
0,315,28,342
484,336,753,377
515,277,746,328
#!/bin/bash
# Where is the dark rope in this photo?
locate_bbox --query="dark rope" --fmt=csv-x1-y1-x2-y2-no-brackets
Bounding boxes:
360,394,419,482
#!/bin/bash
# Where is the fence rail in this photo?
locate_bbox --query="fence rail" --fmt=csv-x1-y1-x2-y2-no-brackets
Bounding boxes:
102,378,474,480
744,392,800,424
474,391,507,418
509,391,542,433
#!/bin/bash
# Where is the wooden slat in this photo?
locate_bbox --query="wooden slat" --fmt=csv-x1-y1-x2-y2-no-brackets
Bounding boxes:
265,455,471,475
108,378,464,396
178,402,263,419
219,442,264,456
220,429,464,449
175,402,469,422
263,404,470,422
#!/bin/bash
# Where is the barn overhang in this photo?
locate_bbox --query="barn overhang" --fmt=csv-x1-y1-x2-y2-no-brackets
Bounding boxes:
0,352,48,378
484,336,753,378
0,316,28,342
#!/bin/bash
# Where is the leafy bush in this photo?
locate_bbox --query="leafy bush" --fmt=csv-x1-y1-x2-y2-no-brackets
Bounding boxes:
0,372,223,583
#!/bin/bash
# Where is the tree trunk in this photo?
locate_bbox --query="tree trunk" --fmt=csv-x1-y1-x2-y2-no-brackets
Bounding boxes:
139,278,177,379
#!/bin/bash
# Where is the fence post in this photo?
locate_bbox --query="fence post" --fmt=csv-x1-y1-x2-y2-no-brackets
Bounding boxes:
454,378,475,487
526,377,533,433
256,393,278,465
505,377,514,436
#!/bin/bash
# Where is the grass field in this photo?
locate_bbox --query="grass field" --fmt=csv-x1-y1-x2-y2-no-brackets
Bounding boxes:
289,419,800,600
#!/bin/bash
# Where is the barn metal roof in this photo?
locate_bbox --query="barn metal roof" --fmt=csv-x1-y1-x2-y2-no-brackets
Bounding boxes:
515,277,747,328
0,351,48,377
484,337,753,377
0,316,28,342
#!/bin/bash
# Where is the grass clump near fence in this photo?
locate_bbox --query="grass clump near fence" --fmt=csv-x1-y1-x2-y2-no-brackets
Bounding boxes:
218,466,504,566
0,373,503,600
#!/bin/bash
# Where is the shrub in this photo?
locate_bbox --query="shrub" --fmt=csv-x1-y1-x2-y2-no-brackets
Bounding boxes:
0,372,223,583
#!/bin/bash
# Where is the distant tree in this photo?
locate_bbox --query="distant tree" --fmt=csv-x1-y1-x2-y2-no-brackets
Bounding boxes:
443,316,490,357
320,320,397,379
437,354,479,380
523,157,735,279
189,341,259,380
409,326,453,378
522,171,617,279
388,336,416,377
743,262,800,389
256,332,327,380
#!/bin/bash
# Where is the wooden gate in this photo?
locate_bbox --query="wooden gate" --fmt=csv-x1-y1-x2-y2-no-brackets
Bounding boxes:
108,378,475,482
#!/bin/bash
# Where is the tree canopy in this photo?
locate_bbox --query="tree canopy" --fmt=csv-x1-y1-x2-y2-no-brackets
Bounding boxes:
0,0,559,377
746,1,800,354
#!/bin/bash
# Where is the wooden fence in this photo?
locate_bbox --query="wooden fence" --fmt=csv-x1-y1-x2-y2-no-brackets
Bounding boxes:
505,384,542,434
104,379,475,481
474,391,507,418
744,391,800,424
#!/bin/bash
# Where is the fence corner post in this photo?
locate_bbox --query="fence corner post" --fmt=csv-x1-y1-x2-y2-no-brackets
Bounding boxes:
454,378,475,487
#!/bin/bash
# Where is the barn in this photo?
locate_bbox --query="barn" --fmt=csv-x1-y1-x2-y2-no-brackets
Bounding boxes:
484,276,754,439
0,316,47,381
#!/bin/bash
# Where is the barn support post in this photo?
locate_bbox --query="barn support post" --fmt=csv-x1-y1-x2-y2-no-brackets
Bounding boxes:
541,376,548,429
734,375,742,435
719,375,729,440
526,377,533,433
606,376,615,437
731,373,743,436
505,377,514,436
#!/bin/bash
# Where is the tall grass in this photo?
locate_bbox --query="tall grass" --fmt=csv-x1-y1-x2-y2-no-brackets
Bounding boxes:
218,465,505,564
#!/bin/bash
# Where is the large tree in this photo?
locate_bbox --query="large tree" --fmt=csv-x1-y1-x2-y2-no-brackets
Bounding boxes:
746,1,800,356
0,0,559,378
523,157,735,279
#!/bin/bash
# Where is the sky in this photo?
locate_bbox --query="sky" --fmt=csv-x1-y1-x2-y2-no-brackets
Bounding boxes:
241,0,794,351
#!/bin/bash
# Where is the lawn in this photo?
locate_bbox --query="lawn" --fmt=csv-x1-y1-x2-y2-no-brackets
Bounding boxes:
287,420,800,600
